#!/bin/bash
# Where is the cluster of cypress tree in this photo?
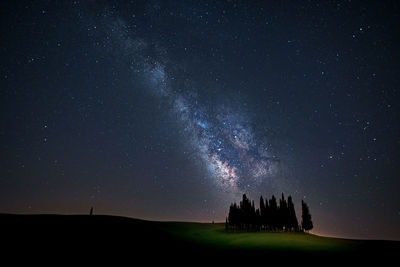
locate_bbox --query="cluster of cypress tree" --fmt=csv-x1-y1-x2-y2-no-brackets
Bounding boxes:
226,193,313,232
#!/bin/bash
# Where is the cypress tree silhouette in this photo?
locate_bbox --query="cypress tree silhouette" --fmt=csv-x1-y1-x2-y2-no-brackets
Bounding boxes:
264,196,270,230
259,196,266,230
255,208,261,231
301,200,313,232
287,196,299,231
269,195,278,230
279,193,288,230
241,194,250,229
251,200,256,230
233,202,239,229
228,203,239,229
227,193,305,232
228,205,233,227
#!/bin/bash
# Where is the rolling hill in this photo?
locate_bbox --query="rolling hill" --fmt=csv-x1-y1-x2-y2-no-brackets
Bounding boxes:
1,213,398,263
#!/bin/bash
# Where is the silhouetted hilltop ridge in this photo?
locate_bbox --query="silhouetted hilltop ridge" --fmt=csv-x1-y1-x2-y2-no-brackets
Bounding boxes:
1,213,399,263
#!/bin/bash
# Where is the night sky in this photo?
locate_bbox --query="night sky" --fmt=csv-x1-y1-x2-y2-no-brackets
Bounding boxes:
1,0,399,240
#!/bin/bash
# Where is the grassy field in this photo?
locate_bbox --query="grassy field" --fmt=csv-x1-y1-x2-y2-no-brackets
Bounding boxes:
1,214,398,261
159,222,360,253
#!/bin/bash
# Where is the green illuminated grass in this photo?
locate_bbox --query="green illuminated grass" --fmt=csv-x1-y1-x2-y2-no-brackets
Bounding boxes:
160,222,361,253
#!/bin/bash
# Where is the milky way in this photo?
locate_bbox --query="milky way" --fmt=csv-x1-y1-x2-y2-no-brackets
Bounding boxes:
107,17,280,193
171,93,280,192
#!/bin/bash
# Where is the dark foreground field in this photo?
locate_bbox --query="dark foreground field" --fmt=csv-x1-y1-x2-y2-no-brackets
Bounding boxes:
1,214,398,263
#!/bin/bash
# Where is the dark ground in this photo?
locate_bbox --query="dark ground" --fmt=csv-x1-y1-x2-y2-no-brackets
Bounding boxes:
1,214,398,264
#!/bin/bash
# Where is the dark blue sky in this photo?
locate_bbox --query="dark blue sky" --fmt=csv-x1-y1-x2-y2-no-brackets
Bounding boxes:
1,0,399,240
